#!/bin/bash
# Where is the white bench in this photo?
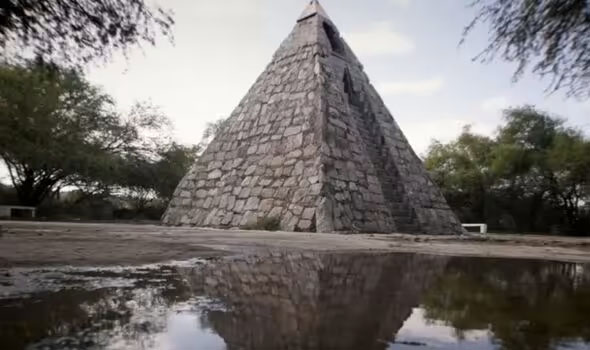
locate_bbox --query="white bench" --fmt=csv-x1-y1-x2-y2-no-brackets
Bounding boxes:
462,223,488,234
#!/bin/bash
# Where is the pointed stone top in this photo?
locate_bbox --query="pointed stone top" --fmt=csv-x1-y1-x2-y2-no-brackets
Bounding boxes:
298,0,330,22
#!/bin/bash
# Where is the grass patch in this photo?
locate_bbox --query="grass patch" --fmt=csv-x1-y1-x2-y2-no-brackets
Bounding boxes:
241,216,281,231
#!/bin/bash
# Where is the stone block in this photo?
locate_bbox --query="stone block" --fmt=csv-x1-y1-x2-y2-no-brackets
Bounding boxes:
284,177,298,187
208,170,222,180
245,197,261,211
268,206,283,219
270,156,284,168
286,150,302,159
234,200,246,212
238,187,251,199
284,126,302,137
240,211,258,227
251,187,263,196
227,196,236,211
302,208,315,220
261,188,275,198
260,199,274,212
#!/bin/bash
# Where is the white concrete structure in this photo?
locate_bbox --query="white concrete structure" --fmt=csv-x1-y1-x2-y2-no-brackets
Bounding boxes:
462,223,488,234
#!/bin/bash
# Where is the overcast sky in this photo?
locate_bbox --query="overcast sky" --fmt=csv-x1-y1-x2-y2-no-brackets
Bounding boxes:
1,0,589,184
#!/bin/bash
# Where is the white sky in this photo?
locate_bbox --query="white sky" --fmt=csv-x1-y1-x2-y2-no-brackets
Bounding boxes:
2,0,590,184
393,307,494,349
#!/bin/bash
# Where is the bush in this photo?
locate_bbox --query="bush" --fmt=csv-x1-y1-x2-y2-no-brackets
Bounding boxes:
0,184,19,205
37,197,116,221
241,216,281,231
35,194,167,222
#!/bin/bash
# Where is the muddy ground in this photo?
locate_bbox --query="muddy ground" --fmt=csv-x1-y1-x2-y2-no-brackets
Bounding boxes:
1,221,589,267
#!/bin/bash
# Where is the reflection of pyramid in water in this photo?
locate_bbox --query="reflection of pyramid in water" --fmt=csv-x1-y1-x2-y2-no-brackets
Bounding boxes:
186,252,448,350
163,1,463,234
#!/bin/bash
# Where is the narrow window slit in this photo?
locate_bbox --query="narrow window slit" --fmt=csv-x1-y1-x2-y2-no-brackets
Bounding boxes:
343,70,359,106
323,22,345,55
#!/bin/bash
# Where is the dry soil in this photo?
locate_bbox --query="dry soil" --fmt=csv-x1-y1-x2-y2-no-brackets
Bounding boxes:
1,221,589,267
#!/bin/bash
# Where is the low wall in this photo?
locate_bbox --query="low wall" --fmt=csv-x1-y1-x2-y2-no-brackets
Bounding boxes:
0,206,36,219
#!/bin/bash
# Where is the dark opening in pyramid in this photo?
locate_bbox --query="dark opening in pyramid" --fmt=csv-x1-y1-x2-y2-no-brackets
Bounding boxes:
163,1,463,234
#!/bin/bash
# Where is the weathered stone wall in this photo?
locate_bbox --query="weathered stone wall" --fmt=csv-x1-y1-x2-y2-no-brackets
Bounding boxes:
361,79,464,234
314,18,463,234
315,42,399,233
163,18,324,231
183,252,448,350
163,4,464,234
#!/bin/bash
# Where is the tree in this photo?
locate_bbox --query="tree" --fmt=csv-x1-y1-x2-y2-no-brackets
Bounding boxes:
115,142,199,210
425,106,590,234
425,126,495,222
495,107,590,231
198,117,230,150
465,0,590,99
0,61,171,206
0,0,174,67
152,143,199,201
545,130,590,229
490,107,564,231
0,61,110,205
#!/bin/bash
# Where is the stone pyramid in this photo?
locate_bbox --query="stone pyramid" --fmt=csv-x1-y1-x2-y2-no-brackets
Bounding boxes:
163,1,463,234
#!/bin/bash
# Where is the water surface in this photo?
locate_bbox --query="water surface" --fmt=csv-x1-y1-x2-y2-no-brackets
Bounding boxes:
1,253,589,350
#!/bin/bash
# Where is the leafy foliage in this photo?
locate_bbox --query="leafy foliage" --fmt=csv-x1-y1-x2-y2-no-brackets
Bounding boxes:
465,0,590,98
426,126,495,221
117,142,199,209
425,106,590,235
199,117,229,149
0,61,176,206
0,183,18,205
0,0,174,66
152,143,200,201
0,61,110,204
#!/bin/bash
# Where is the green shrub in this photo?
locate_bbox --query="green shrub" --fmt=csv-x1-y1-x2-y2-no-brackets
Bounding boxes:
241,216,281,231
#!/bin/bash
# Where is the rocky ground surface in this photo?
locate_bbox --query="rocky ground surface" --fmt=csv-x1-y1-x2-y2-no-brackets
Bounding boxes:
1,221,589,267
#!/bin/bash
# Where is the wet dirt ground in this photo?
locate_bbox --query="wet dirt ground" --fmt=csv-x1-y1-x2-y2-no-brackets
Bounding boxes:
1,220,590,267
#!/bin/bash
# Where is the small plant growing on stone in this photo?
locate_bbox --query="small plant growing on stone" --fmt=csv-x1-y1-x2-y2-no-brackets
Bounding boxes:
241,217,281,231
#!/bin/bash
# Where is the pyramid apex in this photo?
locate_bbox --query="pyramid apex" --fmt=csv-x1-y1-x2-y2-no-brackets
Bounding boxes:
298,0,330,22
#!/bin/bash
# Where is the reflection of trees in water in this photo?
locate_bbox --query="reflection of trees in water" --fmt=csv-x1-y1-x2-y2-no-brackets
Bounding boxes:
0,267,192,349
422,258,590,350
191,252,448,350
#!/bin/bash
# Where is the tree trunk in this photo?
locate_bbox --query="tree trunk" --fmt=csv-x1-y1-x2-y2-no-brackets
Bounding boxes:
14,174,59,207
528,192,545,232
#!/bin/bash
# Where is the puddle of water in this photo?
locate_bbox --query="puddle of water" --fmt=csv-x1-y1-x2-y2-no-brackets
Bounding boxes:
1,253,590,350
